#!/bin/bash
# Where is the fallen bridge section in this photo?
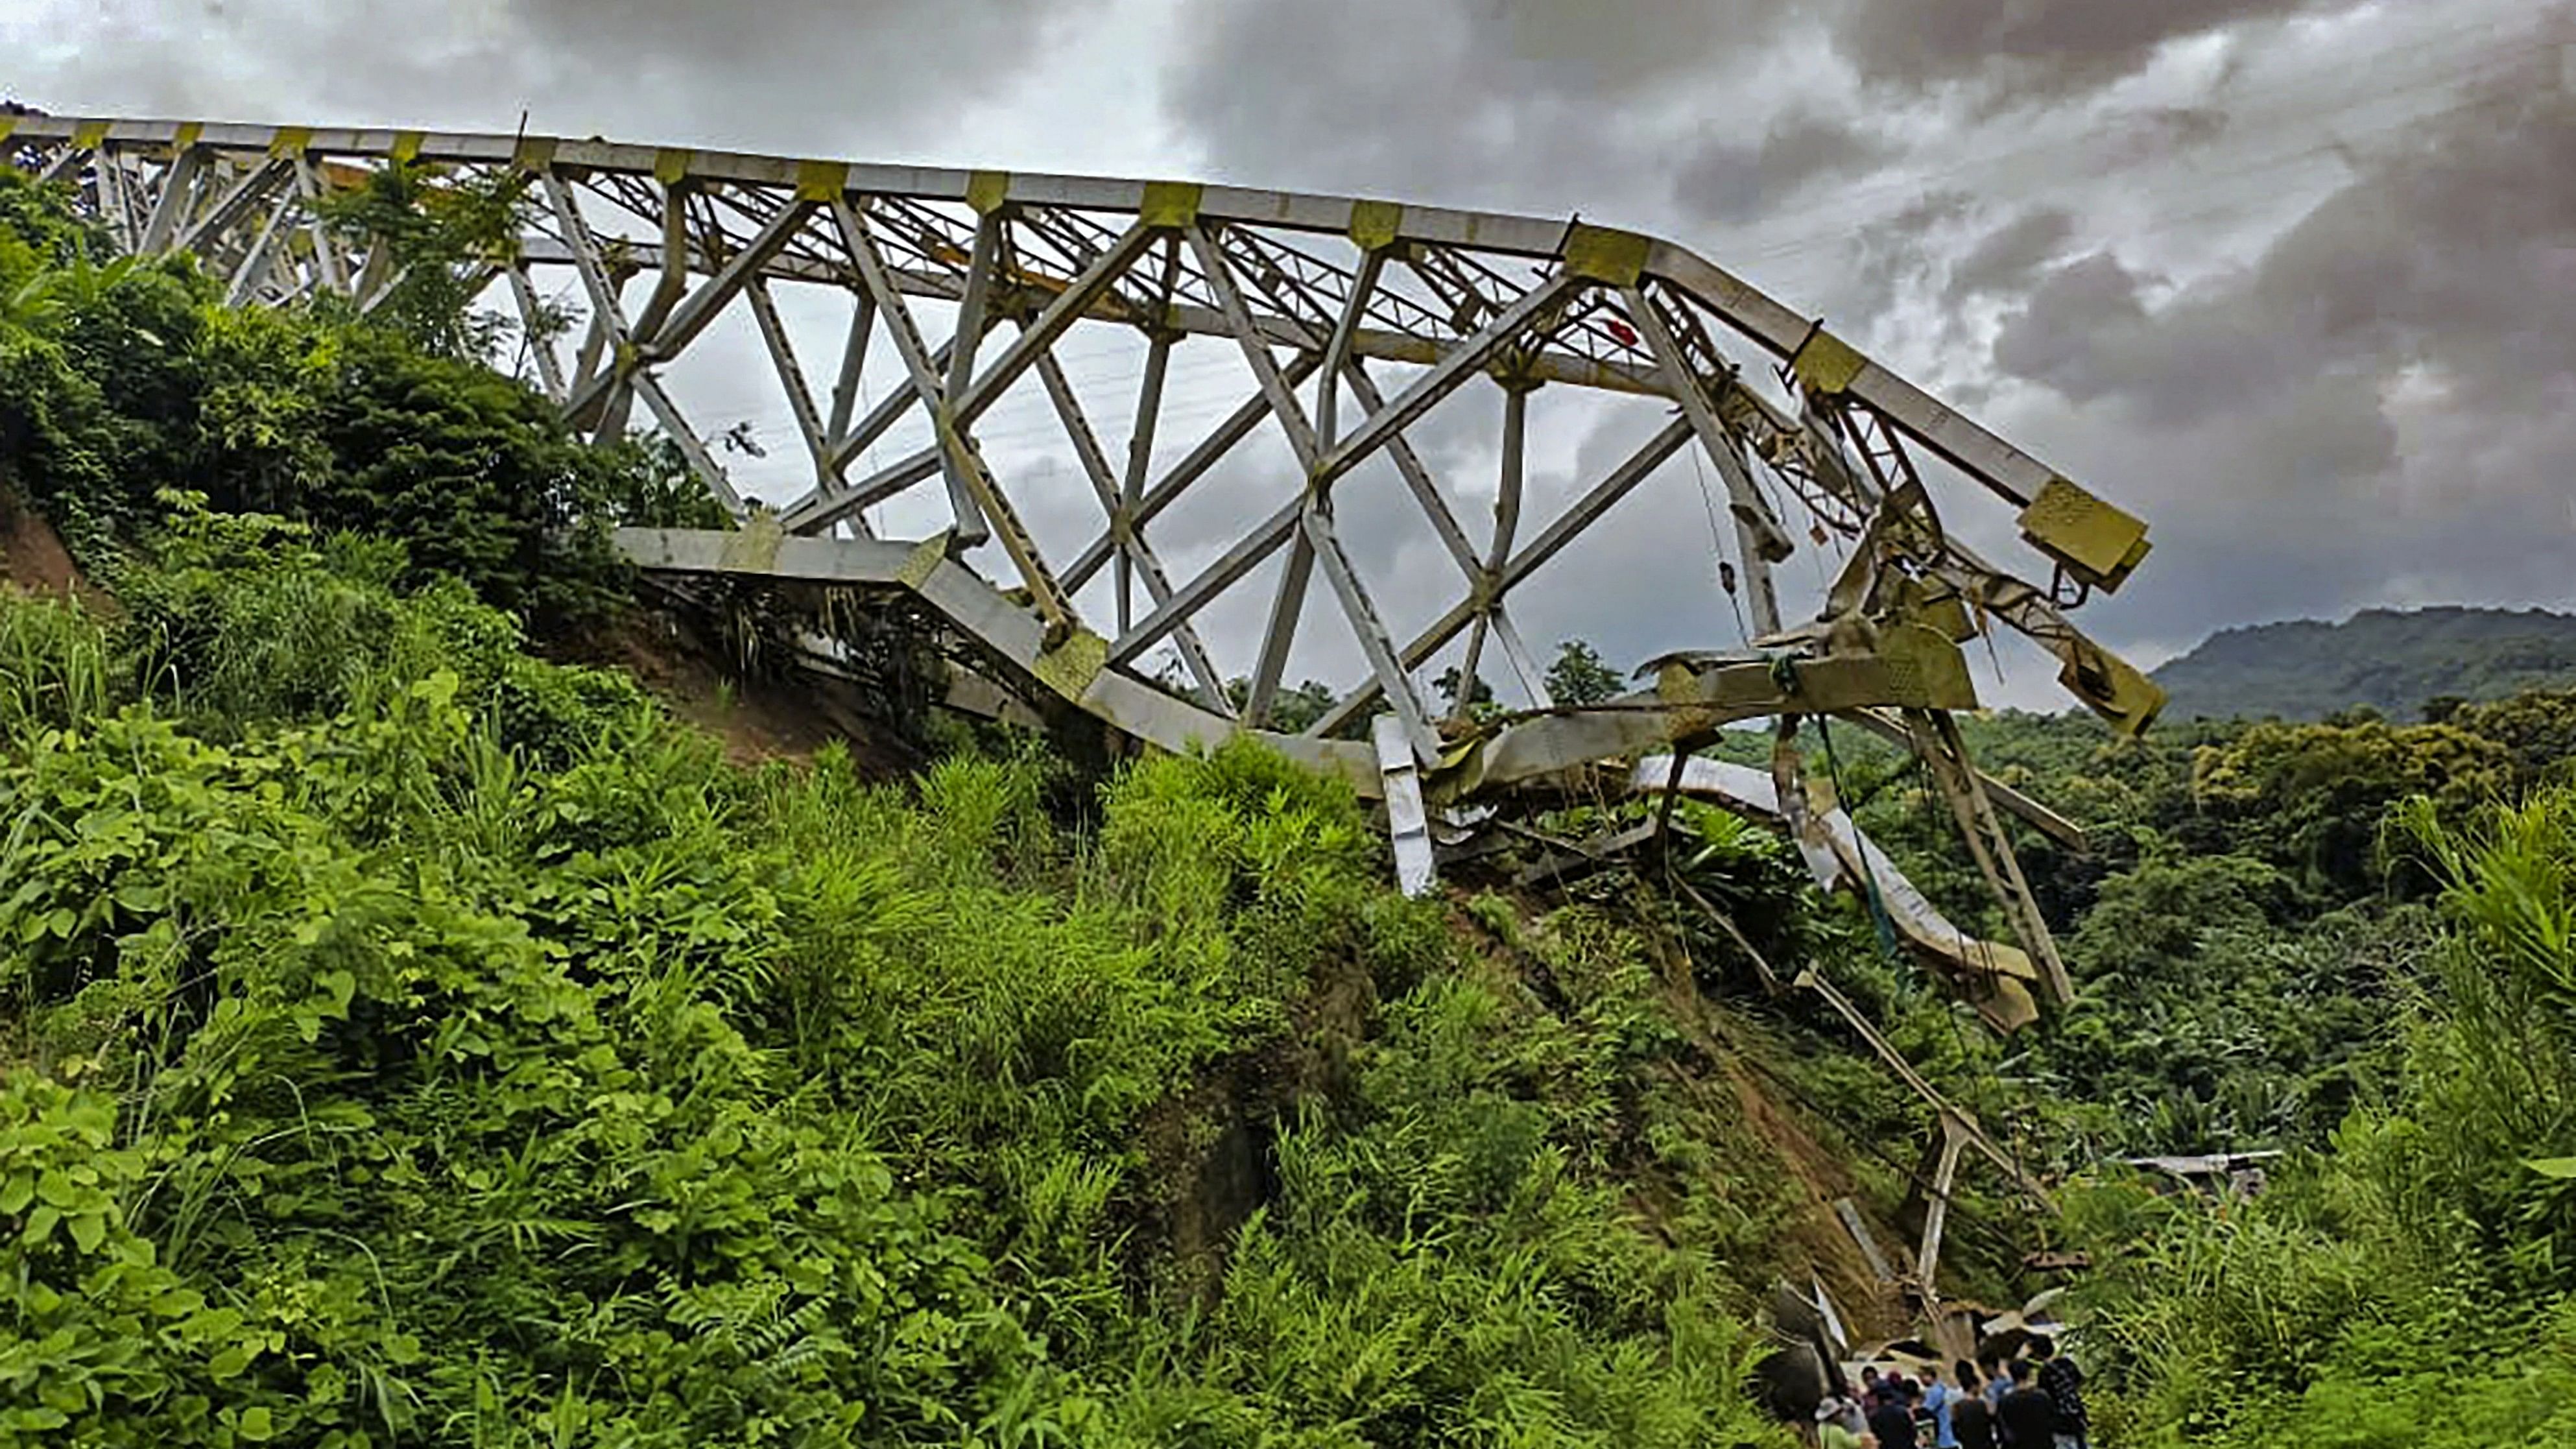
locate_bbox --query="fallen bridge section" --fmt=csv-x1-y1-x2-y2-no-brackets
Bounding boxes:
617,526,2028,811
617,523,1380,791
1632,755,2041,1032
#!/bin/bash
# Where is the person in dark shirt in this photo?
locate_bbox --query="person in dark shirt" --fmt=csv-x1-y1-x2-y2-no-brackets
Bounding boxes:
2029,1335,2090,1448
1997,1359,2056,1448
1867,1383,1921,1449
1951,1360,1998,1449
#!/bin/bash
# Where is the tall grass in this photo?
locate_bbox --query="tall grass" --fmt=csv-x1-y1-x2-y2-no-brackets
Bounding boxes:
0,592,113,738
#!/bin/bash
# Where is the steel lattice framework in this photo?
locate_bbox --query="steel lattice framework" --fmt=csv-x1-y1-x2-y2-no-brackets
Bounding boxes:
3,113,2173,1027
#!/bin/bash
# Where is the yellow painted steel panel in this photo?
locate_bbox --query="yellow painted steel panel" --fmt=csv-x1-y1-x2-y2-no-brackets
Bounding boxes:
1139,180,1203,228
2017,476,2149,586
1561,222,1649,286
1791,329,1867,395
1348,199,1404,252
796,158,848,202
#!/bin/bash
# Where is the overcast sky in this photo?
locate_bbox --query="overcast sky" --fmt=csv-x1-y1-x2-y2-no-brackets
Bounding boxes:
9,0,2574,712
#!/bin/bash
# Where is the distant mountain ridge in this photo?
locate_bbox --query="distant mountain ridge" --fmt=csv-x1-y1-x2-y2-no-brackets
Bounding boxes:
2151,605,2576,722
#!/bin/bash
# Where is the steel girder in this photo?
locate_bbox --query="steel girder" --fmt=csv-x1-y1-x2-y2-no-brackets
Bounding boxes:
3,114,2167,1012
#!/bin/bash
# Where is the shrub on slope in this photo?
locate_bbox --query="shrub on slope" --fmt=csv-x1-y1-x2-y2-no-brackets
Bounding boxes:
0,529,1788,1446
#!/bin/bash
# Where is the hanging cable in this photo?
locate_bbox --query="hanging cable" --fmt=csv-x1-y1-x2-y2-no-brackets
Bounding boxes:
1688,440,1752,646
1816,714,1903,966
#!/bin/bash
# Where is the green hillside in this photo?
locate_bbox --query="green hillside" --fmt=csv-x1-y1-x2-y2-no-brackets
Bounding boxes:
2152,605,2576,723
9,163,2576,1446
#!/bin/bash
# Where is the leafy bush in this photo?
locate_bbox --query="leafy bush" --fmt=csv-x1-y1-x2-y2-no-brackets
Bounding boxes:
0,520,1800,1443
0,167,678,634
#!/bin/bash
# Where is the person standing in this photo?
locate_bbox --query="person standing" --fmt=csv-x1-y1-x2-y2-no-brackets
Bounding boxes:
1950,1361,1997,1449
1817,1397,1872,1449
1922,1364,1961,1448
1997,1359,2056,1448
2030,1335,2091,1449
1867,1383,1920,1449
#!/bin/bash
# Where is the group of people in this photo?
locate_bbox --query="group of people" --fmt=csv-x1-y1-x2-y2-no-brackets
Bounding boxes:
1811,1334,2089,1449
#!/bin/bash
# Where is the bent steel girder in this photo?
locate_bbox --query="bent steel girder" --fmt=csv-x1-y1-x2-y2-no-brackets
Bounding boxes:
5,114,2164,1011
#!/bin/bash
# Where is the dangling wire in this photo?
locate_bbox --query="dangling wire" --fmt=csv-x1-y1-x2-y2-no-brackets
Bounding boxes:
1816,715,1902,966
1689,443,1751,645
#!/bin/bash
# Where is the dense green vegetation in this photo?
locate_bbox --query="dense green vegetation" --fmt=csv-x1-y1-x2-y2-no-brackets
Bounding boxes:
10,156,2576,1446
2151,605,2576,723
0,513,1816,1445
1733,697,2576,1444
0,166,1835,1446
0,163,711,636
2068,785,2576,1446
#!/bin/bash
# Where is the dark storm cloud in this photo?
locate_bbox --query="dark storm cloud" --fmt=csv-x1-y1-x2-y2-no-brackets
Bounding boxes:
1946,206,2077,302
1674,111,1895,225
1988,45,2576,649
1829,0,2361,99
27,0,1097,152
500,0,1080,124
1161,0,1794,211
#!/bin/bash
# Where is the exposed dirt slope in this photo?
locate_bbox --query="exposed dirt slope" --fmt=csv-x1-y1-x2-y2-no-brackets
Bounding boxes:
0,485,97,603
586,608,927,778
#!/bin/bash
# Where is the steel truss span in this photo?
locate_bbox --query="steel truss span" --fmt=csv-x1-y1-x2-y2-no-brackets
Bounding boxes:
4,113,2167,1022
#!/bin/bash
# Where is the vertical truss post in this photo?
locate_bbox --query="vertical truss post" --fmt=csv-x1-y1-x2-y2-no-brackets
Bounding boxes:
1897,708,2074,1007
629,180,694,344
1456,377,1535,715
1116,329,1175,634
508,265,569,403
139,144,206,253
1314,249,1386,454
822,290,877,453
289,156,348,296
1916,1115,1970,1302
1244,526,1318,726
93,149,137,252
940,207,1007,547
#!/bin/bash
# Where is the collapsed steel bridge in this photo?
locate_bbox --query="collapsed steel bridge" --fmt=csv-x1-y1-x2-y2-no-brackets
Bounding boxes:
2,114,2167,1037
